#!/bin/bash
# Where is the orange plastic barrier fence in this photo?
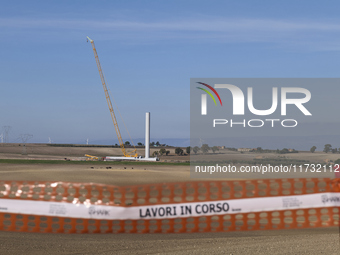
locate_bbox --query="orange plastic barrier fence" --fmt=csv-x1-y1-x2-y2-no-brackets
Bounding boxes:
0,178,339,233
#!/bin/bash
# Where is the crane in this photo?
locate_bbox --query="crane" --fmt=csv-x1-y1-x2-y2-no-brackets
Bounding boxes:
87,36,138,157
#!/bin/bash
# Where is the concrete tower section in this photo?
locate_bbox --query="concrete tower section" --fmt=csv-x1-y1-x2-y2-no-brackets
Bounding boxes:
145,112,150,158
105,112,157,161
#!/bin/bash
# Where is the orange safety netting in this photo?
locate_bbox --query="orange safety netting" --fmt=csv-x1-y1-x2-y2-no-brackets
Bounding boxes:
0,178,339,233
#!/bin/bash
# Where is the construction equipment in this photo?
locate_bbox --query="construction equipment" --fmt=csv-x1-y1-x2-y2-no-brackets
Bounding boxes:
85,154,99,161
87,36,138,157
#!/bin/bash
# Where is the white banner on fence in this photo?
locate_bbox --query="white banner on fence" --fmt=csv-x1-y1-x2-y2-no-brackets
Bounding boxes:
0,192,339,220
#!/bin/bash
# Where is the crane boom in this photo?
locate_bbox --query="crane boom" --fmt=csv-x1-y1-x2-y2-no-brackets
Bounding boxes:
87,36,137,157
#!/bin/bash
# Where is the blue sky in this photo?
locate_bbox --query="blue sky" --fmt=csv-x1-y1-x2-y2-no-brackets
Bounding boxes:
1,0,340,145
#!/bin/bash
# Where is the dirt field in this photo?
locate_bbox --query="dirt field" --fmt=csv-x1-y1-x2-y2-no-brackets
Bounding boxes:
1,227,338,255
0,144,339,254
0,163,191,186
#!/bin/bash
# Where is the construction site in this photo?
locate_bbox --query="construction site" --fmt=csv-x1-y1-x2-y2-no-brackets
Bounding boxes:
0,42,339,251
83,37,157,162
2,1,340,252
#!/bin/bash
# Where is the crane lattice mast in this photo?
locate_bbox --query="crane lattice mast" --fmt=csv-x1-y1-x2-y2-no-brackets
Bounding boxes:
87,36,137,157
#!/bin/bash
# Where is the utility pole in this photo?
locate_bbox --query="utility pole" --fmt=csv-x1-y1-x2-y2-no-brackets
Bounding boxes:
20,134,33,155
2,126,11,143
